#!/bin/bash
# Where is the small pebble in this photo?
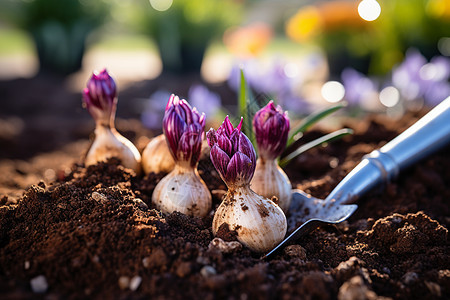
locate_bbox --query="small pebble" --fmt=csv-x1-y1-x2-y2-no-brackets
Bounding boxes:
133,198,148,210
129,276,142,291
334,257,371,284
329,157,339,168
402,272,418,285
208,238,242,254
283,245,307,260
30,275,48,293
92,192,108,203
425,281,441,297
142,257,150,268
200,266,217,277
391,215,403,224
338,276,377,300
118,276,130,290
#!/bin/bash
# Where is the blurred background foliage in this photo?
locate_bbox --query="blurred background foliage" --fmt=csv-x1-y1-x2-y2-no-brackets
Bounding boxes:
1,0,449,76
0,0,449,116
120,0,242,73
286,0,450,76
0,0,243,75
1,0,108,74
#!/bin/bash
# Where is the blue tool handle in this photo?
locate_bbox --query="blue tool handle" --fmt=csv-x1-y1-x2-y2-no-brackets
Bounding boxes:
325,96,450,205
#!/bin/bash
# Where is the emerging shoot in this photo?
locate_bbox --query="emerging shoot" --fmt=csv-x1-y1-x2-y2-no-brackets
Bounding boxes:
251,101,292,212
82,69,141,173
152,95,211,217
207,116,287,253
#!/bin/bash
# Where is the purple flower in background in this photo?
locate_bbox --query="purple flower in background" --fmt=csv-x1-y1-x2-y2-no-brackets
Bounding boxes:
253,60,288,94
207,116,256,187
341,68,377,106
188,84,222,117
228,59,310,115
423,80,450,106
163,94,205,167
82,69,117,124
227,61,261,92
253,101,290,159
141,90,171,130
392,49,450,106
428,56,450,80
254,60,310,113
420,56,450,106
392,49,427,101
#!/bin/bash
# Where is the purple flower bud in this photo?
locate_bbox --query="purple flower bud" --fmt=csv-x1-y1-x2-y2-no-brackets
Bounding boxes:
253,101,290,159
83,69,117,124
163,94,205,167
207,116,256,187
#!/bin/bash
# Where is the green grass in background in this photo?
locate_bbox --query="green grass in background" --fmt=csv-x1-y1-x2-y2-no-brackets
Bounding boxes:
0,25,312,60
0,26,159,57
87,33,158,52
0,27,35,56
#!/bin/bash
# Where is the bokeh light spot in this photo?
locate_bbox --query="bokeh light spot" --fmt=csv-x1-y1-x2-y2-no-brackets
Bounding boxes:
438,37,450,56
284,63,299,78
358,0,381,21
379,86,400,107
149,0,173,12
322,81,345,103
419,63,438,81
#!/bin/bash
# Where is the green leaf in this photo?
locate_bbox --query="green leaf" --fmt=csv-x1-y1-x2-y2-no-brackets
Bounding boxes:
239,68,247,122
238,68,256,145
287,102,347,147
279,128,353,168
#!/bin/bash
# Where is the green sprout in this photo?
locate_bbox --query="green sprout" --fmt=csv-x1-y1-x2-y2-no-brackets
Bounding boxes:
237,69,353,168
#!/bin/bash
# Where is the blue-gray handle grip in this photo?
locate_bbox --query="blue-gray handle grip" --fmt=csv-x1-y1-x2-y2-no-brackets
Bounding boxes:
325,96,450,205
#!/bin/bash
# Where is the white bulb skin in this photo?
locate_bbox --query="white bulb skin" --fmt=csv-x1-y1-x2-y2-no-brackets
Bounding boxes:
212,186,287,253
251,157,292,213
152,163,212,217
85,125,142,174
142,134,175,174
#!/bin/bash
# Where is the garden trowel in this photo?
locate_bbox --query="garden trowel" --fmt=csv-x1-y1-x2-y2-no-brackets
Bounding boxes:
263,96,450,259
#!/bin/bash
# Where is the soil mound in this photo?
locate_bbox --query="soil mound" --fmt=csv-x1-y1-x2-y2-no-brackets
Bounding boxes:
1,112,449,299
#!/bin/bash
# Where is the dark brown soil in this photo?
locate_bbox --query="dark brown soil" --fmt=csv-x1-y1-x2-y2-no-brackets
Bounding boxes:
0,79,449,299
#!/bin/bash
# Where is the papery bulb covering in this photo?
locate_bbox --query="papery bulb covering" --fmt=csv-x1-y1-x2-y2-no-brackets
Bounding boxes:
207,116,256,188
152,94,211,217
253,100,290,160
251,158,292,212
82,69,141,173
251,101,291,212
82,69,117,126
164,94,205,167
208,116,287,253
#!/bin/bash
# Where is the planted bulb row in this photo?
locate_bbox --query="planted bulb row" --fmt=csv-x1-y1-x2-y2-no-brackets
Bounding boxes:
82,69,292,253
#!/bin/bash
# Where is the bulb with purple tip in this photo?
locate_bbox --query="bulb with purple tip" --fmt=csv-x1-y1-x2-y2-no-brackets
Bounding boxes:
82,69,141,173
207,116,287,252
152,94,211,217
251,101,292,212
